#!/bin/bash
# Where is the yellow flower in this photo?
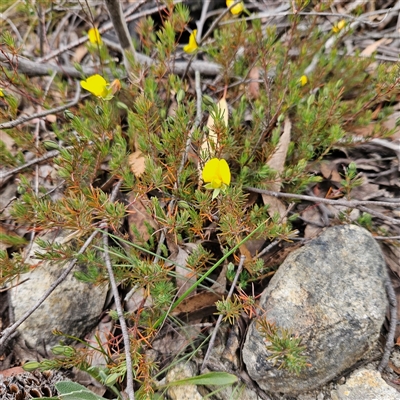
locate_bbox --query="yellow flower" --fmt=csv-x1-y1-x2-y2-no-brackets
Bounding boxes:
333,19,346,33
0,88,4,97
226,0,244,15
202,158,231,190
88,27,102,44
299,75,308,86
183,30,198,54
80,74,109,98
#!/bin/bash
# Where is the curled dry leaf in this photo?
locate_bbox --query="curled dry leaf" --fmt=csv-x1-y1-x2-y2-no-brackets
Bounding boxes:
262,116,291,221
320,161,342,183
128,150,146,177
361,38,391,57
171,291,222,318
127,192,158,245
166,246,197,295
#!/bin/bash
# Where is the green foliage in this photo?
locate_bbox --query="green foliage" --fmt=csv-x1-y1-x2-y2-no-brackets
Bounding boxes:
1,1,399,397
257,318,308,375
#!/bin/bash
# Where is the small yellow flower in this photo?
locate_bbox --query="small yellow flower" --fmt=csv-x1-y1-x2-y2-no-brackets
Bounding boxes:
0,88,4,97
333,19,346,33
88,27,102,44
226,0,244,15
183,30,198,54
80,74,109,98
202,158,231,194
299,75,308,86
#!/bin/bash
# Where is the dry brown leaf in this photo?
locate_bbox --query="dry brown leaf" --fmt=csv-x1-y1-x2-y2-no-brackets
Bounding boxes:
248,67,260,99
172,291,221,318
0,367,25,378
72,45,88,63
0,130,16,153
125,287,153,313
320,161,342,183
302,207,323,239
128,150,146,177
210,262,227,295
45,114,57,124
361,38,391,57
166,246,197,295
265,116,291,183
200,96,228,160
262,116,291,220
127,192,158,244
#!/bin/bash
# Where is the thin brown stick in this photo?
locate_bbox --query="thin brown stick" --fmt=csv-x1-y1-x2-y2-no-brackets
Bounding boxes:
0,147,74,186
244,187,400,209
245,187,400,225
101,181,135,400
0,50,221,78
104,0,136,81
0,228,101,350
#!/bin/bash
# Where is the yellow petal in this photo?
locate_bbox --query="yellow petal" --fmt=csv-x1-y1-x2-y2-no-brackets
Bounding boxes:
299,75,308,86
226,0,244,15
202,158,220,183
88,27,102,44
0,88,4,97
183,29,198,53
80,74,108,97
218,159,231,186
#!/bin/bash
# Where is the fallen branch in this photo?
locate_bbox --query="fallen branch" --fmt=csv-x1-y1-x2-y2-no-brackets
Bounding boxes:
0,82,81,130
245,187,400,225
0,50,221,78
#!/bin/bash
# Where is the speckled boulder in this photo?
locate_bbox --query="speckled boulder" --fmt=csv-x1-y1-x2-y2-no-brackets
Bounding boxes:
242,224,388,394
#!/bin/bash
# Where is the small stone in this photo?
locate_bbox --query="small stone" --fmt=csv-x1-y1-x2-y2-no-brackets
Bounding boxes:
9,231,108,356
242,225,388,394
331,368,400,400
166,362,202,400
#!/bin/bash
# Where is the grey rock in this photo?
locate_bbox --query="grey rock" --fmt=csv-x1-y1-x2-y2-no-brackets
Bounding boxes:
331,368,400,400
166,362,202,400
242,225,388,394
9,231,107,356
